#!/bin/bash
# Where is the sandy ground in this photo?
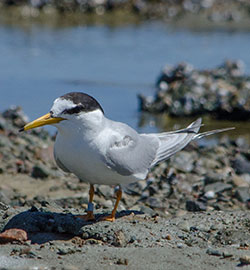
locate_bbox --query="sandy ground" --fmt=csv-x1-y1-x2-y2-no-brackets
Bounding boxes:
0,173,250,270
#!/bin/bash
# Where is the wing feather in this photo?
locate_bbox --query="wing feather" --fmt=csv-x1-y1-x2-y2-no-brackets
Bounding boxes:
149,118,202,167
104,123,159,178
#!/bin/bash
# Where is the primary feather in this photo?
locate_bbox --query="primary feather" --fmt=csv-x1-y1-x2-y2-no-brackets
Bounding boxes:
149,118,202,167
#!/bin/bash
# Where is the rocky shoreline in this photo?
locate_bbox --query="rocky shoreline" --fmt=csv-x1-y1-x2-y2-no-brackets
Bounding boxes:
139,60,250,120
0,106,249,269
1,0,250,27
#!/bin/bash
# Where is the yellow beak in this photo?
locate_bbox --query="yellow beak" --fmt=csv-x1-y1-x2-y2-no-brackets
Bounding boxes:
19,113,65,132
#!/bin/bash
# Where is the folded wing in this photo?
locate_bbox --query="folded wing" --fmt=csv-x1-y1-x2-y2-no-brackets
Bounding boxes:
148,118,202,167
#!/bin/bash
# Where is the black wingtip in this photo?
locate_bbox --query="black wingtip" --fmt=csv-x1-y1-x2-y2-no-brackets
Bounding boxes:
19,127,24,132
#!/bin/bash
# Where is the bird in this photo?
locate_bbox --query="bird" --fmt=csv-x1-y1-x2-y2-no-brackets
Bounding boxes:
19,92,233,221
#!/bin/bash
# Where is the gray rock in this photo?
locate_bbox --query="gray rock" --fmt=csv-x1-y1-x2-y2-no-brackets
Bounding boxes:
235,187,250,202
204,182,232,194
172,152,194,173
177,221,190,232
57,246,79,255
97,185,113,198
204,172,226,185
146,197,162,209
139,205,156,216
206,248,223,256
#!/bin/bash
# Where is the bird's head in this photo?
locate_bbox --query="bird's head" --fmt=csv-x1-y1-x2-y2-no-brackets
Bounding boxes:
19,92,104,132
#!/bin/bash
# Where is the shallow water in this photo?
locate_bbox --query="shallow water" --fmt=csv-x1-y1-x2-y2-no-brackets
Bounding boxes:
0,21,249,137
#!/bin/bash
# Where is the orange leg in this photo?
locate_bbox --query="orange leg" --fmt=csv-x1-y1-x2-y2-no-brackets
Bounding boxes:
77,184,95,221
100,187,122,222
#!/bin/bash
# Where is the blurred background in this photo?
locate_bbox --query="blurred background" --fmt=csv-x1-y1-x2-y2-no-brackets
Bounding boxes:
0,0,249,139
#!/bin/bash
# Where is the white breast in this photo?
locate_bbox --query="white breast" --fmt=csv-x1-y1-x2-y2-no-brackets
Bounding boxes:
53,109,140,185
54,128,138,185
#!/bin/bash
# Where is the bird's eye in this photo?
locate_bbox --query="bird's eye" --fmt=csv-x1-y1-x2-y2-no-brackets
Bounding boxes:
62,105,84,115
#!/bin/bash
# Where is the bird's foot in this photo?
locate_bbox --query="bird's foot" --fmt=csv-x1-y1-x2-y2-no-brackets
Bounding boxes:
99,214,116,222
76,211,95,221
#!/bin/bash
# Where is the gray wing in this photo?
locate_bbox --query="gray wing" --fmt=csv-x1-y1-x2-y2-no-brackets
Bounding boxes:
148,118,234,167
104,118,232,177
104,123,159,178
148,118,202,167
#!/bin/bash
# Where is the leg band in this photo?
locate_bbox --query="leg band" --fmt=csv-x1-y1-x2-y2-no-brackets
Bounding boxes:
87,202,94,212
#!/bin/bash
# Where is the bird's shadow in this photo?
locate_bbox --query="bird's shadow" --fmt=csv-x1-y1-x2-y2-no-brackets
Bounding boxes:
2,207,143,244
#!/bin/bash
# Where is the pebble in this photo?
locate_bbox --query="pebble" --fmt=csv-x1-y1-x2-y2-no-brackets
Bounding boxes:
177,221,190,232
31,164,50,179
204,190,215,200
206,248,223,256
116,258,128,265
0,228,28,244
222,251,233,258
177,243,184,248
57,247,79,255
0,202,9,211
240,255,250,265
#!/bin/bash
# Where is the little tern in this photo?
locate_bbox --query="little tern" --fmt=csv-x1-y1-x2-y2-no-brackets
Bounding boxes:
20,92,233,221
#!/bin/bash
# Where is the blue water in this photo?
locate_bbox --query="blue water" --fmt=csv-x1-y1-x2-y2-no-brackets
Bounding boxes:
0,22,249,133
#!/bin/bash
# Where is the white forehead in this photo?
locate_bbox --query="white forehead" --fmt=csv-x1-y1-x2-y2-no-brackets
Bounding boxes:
51,98,76,115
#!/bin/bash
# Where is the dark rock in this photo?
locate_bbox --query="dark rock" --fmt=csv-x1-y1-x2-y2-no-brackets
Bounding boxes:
232,156,250,175
31,164,49,179
186,200,207,212
2,106,28,128
4,209,85,236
